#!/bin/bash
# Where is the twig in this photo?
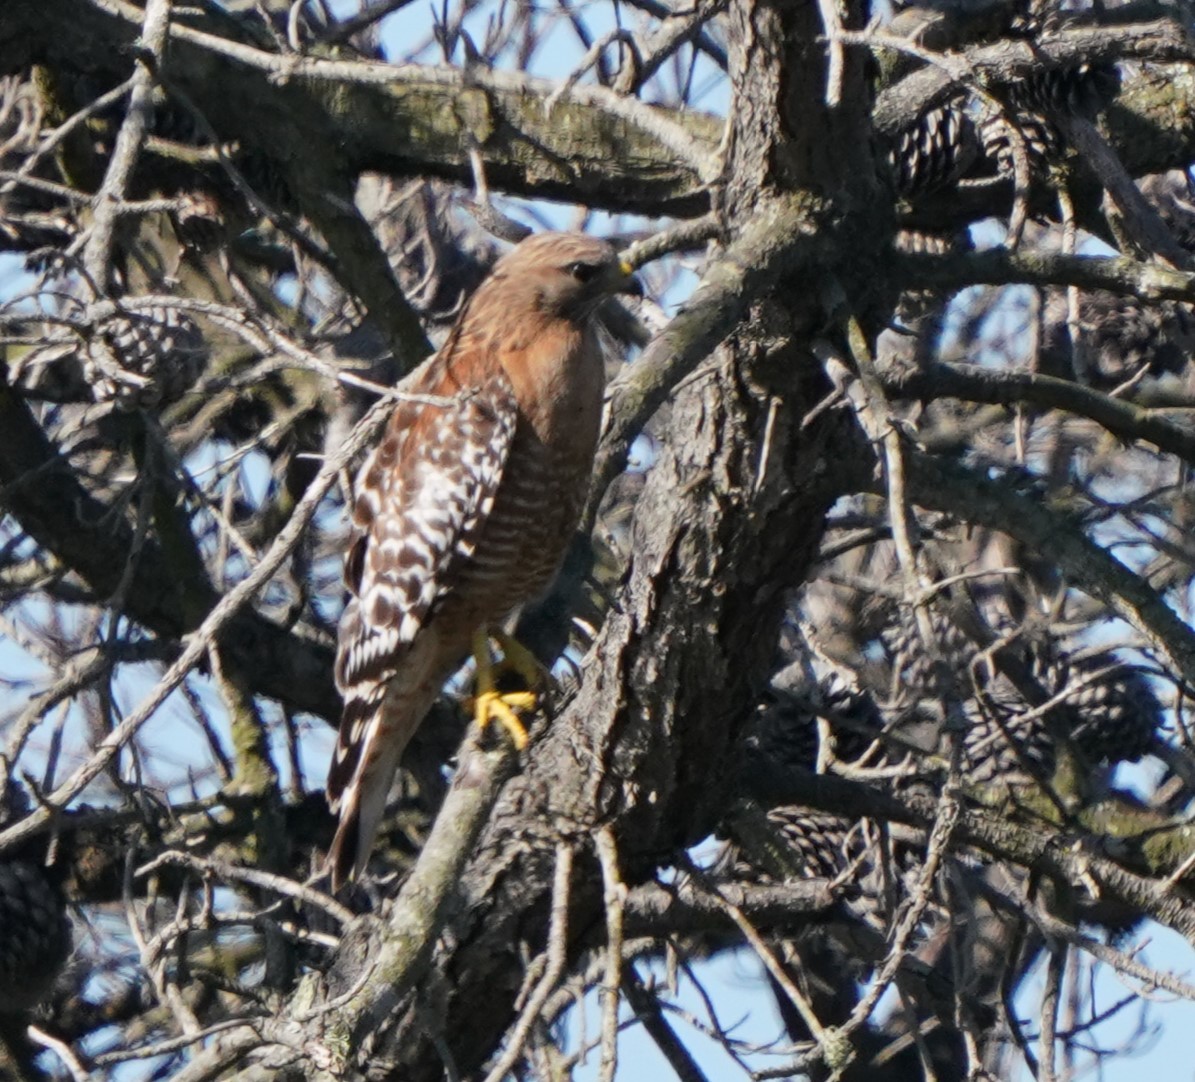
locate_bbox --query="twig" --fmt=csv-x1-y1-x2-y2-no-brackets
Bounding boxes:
0,393,395,854
622,215,722,268
879,360,1195,466
816,0,845,105
1020,898,1195,1000
137,850,356,926
623,877,834,936
903,450,1195,691
480,842,575,1082
818,325,942,694
894,247,1195,303
620,968,711,1082
25,1026,88,1082
678,857,829,1047
315,0,419,46
594,826,625,1082
1002,113,1032,250
144,1027,263,1082
82,0,172,291
1038,941,1066,1082
0,78,135,196
621,0,730,93
125,840,202,1037
91,1018,263,1066
832,782,961,1076
611,0,728,69
544,30,642,113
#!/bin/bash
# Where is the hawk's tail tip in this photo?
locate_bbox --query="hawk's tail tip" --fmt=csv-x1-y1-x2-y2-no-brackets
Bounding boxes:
326,808,363,893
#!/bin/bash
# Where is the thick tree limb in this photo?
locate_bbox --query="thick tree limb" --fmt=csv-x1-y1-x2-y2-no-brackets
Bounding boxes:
1,0,719,217
873,19,1195,137
1108,63,1195,177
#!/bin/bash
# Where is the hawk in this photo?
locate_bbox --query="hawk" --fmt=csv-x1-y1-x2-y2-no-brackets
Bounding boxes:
326,231,642,888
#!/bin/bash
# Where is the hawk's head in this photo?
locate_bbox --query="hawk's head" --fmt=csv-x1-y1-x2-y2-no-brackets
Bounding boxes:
491,232,643,322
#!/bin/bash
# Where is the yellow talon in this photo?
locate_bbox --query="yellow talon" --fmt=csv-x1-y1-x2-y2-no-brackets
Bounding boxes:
472,689,533,749
470,628,544,750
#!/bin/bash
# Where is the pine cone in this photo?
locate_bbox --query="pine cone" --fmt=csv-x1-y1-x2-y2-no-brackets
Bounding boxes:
0,861,71,1014
1007,0,1065,38
1004,62,1120,119
888,98,980,197
978,110,1062,179
881,607,1060,782
765,808,858,880
0,786,70,1016
1041,289,1195,387
960,667,1058,783
751,666,884,774
83,305,207,410
1047,653,1161,764
880,606,976,702
717,801,861,884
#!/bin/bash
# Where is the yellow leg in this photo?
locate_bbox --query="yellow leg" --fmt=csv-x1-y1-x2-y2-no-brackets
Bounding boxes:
470,629,538,749
489,628,548,689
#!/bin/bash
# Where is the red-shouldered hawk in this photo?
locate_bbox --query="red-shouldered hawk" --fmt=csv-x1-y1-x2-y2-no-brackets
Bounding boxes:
326,232,641,888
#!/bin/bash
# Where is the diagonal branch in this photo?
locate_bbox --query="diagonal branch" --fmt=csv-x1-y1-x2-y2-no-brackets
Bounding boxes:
0,368,340,722
326,732,521,1057
587,194,833,525
81,0,172,291
0,393,394,853
901,450,1195,690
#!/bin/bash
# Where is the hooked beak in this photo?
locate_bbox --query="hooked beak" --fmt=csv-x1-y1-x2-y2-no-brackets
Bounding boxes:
616,258,644,298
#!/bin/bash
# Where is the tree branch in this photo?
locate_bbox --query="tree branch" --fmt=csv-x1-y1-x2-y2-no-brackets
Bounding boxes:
323,732,520,1054
895,248,1195,303
882,360,1195,465
587,192,838,525
873,19,1195,137
0,367,340,722
748,770,1195,944
2,0,719,218
901,450,1195,690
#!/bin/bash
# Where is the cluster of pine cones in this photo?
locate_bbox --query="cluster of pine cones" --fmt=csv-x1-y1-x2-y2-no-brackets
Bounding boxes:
883,0,1121,198
722,608,1161,887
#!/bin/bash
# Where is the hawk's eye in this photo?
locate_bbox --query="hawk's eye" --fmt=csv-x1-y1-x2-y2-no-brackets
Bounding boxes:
567,261,600,282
